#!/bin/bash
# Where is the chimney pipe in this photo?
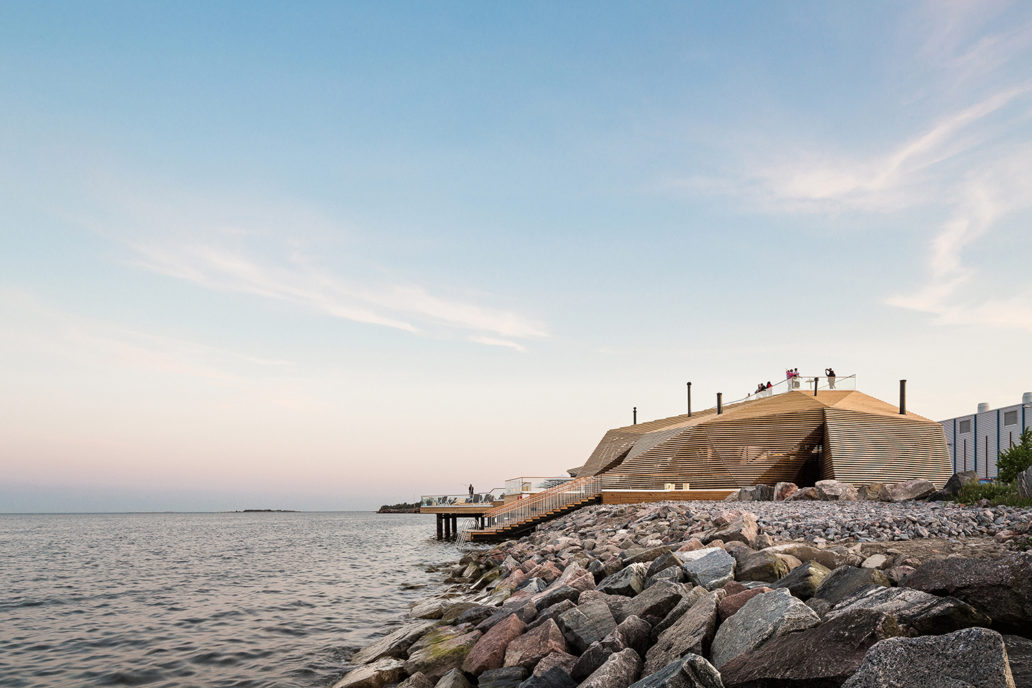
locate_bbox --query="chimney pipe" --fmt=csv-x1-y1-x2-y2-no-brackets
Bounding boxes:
717,392,723,415
899,379,906,415
633,406,637,425
687,382,692,417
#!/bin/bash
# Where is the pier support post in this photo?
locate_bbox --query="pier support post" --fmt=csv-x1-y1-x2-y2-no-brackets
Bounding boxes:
436,514,443,540
451,516,458,539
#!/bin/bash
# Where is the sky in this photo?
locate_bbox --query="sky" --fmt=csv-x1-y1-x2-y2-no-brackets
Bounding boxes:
2,1,1031,512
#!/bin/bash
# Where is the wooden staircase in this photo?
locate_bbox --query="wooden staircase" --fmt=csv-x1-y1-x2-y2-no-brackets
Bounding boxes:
466,475,603,543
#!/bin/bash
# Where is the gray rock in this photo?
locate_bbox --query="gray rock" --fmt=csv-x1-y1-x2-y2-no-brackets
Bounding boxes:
736,550,789,583
901,553,1032,633
628,654,723,688
410,598,449,619
518,666,577,688
771,560,830,600
650,585,708,640
678,548,736,590
615,615,652,658
580,648,642,688
646,551,684,579
578,590,631,623
398,673,435,688
841,627,1015,688
1003,635,1032,688
531,585,580,610
456,605,498,627
646,566,687,588
532,651,578,677
880,479,936,502
435,669,474,688
478,667,529,688
527,599,576,632
556,598,617,653
404,630,482,681
705,512,760,547
598,563,649,597
814,480,858,501
737,485,774,502
625,546,673,565
773,482,798,501
719,609,904,688
332,658,406,688
504,618,567,670
644,591,720,675
710,588,821,669
351,621,435,664
625,580,689,624
943,470,980,496
812,565,891,608
572,633,626,681
827,585,991,636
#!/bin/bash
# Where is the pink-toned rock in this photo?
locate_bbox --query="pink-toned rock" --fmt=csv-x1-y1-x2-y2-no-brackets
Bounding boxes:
527,561,562,584
504,618,568,670
552,563,595,593
718,587,772,621
677,538,705,552
774,482,798,501
533,651,578,677
506,569,528,589
723,581,749,596
462,614,527,675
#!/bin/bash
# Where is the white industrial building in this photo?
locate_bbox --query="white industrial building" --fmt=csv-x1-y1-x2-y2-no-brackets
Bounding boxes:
939,392,1032,480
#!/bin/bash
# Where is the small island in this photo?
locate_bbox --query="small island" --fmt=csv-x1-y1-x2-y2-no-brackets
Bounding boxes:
377,502,420,513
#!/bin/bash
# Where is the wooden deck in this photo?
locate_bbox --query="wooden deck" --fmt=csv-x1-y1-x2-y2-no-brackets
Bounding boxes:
419,504,498,515
600,489,734,504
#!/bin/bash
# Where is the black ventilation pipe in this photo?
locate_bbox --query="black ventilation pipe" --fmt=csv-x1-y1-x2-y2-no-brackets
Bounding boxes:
633,406,637,425
687,382,692,417
899,380,907,415
717,393,723,415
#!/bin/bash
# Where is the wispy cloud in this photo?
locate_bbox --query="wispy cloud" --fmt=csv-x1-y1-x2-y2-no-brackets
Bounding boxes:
71,173,549,348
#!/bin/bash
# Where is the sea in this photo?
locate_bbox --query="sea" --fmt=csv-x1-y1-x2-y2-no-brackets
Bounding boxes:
0,512,464,688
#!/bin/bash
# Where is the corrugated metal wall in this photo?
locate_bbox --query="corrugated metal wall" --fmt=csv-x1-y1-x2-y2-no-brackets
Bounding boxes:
940,401,1032,479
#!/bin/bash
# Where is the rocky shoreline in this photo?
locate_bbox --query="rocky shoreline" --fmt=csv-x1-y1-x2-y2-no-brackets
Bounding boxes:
336,481,1032,688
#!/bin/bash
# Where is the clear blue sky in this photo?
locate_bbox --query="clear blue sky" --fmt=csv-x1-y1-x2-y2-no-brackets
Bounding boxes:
2,1,1031,511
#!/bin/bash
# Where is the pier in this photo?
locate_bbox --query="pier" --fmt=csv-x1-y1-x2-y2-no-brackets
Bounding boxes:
419,492,502,540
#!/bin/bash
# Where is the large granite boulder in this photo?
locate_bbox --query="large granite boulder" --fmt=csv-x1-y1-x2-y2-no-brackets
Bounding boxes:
717,587,771,622
556,599,617,653
765,542,851,570
464,614,527,675
532,651,577,677
615,615,652,658
398,673,435,688
773,482,798,501
518,666,577,688
527,600,576,631
578,590,631,623
644,591,721,675
410,598,449,619
737,485,774,502
626,546,674,565
441,602,483,624
598,563,649,597
646,551,685,580
841,627,1015,688
456,605,499,627
812,565,891,609
880,479,936,502
902,553,1032,633
531,585,581,611
628,655,723,688
552,562,596,593
710,588,821,669
826,585,991,636
332,658,406,688
736,550,789,583
505,619,567,670
478,667,529,688
705,512,760,547
814,479,859,501
771,560,830,600
943,470,980,496
435,668,475,688
625,580,689,625
571,632,626,681
580,648,642,688
1004,635,1032,688
786,486,818,501
405,629,482,681
678,548,736,590
720,608,904,688
352,621,435,663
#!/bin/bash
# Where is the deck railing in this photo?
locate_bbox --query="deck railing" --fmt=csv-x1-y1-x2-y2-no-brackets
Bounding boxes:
420,490,504,508
728,374,856,406
476,475,601,534
503,476,572,495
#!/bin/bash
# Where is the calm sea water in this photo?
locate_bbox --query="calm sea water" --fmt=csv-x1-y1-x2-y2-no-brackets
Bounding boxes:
0,512,463,688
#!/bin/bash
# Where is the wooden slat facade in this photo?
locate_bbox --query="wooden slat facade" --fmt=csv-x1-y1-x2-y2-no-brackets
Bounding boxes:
578,390,952,489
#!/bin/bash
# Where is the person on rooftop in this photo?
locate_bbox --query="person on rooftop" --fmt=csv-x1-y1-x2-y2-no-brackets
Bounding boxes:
826,367,837,389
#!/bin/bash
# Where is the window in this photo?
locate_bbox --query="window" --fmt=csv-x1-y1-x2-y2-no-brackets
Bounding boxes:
1004,410,1018,426
959,419,972,433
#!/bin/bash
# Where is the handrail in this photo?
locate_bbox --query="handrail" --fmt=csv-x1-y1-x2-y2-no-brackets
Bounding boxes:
723,374,857,407
474,474,601,535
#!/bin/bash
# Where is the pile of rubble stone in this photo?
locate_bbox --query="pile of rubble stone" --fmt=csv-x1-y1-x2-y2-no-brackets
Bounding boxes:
334,480,1032,688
